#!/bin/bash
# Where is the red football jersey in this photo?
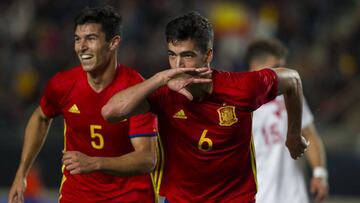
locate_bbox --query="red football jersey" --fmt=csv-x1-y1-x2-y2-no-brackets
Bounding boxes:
149,69,278,202
40,65,157,203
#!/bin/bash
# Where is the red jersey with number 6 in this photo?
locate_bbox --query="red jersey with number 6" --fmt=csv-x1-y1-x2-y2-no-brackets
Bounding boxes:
40,65,157,203
149,69,278,203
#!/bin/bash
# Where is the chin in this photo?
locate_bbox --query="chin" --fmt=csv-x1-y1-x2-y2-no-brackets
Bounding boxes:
81,65,95,72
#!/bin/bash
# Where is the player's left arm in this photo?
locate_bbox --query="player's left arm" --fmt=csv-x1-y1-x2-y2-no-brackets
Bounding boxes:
62,136,157,176
303,123,329,202
273,68,308,159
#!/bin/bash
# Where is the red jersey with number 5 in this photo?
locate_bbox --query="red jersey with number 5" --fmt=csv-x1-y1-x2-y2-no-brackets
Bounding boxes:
149,69,278,203
40,65,157,203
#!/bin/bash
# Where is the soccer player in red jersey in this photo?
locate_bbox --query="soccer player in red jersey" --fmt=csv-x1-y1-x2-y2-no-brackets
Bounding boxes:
101,12,308,202
8,6,157,203
99,12,309,202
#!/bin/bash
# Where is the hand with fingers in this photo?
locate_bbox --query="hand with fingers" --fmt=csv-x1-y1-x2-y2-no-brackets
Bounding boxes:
8,175,26,203
165,67,212,100
310,177,329,202
286,135,309,159
310,166,329,202
62,151,98,175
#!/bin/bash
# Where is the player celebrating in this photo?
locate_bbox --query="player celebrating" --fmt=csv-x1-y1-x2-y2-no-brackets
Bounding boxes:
8,6,157,203
101,12,308,202
245,39,329,203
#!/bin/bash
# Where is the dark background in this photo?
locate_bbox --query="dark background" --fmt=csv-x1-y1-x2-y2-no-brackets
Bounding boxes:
0,0,359,200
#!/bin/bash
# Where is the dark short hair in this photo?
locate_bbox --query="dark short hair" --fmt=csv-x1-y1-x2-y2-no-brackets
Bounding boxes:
75,6,122,41
165,12,214,53
244,39,289,67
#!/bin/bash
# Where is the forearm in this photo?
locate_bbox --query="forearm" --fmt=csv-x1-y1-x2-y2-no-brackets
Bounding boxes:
102,73,164,122
17,107,51,176
284,88,303,139
304,124,327,168
94,150,156,176
275,68,303,139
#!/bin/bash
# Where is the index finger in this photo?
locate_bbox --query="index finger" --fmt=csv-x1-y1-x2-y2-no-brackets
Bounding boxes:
173,67,197,73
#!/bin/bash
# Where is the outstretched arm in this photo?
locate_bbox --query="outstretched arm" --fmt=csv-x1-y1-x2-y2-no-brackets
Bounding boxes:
8,106,52,203
102,67,211,122
303,123,329,202
273,68,308,159
62,136,157,176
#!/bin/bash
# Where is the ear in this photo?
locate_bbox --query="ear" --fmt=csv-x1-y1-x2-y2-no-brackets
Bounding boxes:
205,48,213,65
109,35,121,51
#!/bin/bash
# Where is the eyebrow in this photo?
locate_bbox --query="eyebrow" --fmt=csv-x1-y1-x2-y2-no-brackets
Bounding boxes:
74,33,99,38
167,50,197,56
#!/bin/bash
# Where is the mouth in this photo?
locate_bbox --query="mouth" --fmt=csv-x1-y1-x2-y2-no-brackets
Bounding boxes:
79,54,94,62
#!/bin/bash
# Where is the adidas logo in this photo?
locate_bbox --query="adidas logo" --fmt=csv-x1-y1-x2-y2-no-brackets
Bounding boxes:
68,104,80,114
173,109,187,119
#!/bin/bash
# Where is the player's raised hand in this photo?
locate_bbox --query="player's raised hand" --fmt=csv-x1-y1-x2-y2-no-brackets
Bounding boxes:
62,151,98,175
286,135,309,159
160,67,212,100
8,173,26,203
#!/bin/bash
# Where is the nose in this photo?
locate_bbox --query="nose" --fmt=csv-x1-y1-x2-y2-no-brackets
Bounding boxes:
175,56,185,68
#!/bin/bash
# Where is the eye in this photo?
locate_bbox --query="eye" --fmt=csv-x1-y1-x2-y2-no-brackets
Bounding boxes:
74,37,80,43
184,54,194,58
88,36,97,41
168,52,176,57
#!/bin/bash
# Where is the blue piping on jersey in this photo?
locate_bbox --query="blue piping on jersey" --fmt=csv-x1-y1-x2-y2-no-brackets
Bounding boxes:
129,133,158,138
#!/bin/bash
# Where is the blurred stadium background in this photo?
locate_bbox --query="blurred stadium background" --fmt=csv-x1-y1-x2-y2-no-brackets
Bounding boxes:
0,0,359,202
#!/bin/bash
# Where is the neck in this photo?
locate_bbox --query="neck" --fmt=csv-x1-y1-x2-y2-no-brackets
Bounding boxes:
87,56,117,92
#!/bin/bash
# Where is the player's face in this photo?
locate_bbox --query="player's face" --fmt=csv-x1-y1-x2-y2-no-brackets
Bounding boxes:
74,23,114,73
167,39,212,69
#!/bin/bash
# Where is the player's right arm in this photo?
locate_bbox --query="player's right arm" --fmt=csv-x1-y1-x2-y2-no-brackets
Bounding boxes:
102,67,211,122
272,68,308,159
8,106,52,203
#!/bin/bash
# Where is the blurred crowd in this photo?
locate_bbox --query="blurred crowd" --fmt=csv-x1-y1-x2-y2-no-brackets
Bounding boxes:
0,0,359,194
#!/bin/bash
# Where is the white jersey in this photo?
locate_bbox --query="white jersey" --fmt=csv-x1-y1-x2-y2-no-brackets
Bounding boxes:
253,95,313,203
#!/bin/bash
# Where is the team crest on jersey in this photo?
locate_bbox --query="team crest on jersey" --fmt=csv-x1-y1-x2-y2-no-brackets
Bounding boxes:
217,106,238,126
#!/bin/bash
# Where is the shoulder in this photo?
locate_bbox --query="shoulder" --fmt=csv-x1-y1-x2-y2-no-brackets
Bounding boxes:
118,64,143,77
213,69,255,82
51,66,83,82
116,64,144,83
212,69,252,89
45,66,83,91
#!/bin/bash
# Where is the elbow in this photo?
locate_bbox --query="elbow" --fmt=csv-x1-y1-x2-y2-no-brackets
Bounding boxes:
289,70,302,94
141,153,157,173
291,69,301,85
278,68,302,94
101,104,115,122
101,104,127,123
285,69,301,89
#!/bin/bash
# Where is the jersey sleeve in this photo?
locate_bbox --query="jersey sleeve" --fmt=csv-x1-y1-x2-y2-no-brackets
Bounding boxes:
40,72,67,118
245,69,278,110
301,98,314,128
129,112,158,138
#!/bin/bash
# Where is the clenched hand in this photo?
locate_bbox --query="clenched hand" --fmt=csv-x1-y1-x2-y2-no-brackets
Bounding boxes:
62,151,98,175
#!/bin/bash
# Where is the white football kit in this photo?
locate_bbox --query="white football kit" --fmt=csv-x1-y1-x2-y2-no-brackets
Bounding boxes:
253,95,313,203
